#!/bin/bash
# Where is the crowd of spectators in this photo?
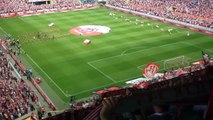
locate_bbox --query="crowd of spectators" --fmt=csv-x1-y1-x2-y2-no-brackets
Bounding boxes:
0,0,81,14
0,51,39,120
99,98,209,120
108,0,213,28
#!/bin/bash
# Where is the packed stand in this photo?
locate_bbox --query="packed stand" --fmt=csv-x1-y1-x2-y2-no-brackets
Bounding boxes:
108,0,213,28
0,0,81,14
0,51,39,120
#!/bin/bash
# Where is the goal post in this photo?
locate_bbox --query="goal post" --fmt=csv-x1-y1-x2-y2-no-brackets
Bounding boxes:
164,56,192,70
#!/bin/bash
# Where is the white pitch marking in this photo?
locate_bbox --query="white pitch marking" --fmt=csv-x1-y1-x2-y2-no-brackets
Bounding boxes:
0,26,115,97
0,25,135,97
0,26,7,34
20,48,71,97
71,74,142,96
74,29,83,35
0,27,71,97
87,62,116,83
89,41,184,64
18,17,26,23
121,46,146,55
9,61,57,108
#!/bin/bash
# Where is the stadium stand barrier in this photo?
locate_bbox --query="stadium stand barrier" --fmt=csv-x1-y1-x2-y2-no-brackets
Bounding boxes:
0,5,96,18
105,5,213,35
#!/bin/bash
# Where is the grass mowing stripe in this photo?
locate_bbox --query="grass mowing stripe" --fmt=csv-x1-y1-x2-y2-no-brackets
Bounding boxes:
89,41,187,64
182,41,213,52
87,62,116,83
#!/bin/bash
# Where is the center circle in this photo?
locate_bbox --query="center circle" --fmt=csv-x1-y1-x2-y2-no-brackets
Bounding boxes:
70,25,111,36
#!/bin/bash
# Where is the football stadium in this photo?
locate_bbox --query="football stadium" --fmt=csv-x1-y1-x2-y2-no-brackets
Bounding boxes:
0,0,213,119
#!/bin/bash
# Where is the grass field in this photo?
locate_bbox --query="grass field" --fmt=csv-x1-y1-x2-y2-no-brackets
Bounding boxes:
0,8,213,104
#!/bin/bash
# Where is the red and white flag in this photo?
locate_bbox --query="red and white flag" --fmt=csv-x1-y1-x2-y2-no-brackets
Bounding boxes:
142,62,160,78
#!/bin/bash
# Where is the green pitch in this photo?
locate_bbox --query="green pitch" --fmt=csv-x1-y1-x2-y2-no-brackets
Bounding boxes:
0,8,213,104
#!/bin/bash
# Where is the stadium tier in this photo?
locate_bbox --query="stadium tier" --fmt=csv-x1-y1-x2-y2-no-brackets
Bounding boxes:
0,0,213,119
0,0,81,14
108,0,213,28
0,51,39,120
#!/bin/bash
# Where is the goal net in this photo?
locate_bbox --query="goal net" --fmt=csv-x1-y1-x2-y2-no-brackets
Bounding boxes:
164,56,192,70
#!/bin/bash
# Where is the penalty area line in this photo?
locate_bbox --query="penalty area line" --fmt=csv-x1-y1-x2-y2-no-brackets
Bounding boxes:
0,26,7,34
89,41,185,65
71,74,142,96
18,17,26,23
121,46,147,55
20,48,71,97
87,62,116,83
